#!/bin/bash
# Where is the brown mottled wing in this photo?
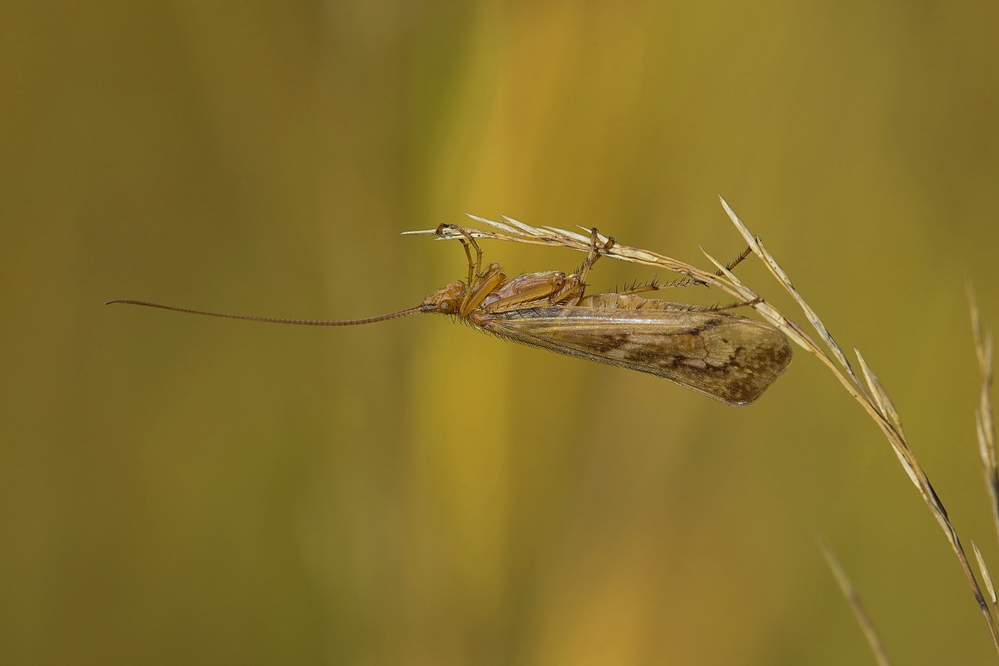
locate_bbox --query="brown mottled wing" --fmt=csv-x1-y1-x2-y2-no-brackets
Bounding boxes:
476,299,792,405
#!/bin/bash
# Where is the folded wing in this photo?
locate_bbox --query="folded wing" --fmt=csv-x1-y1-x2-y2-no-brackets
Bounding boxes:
476,294,792,405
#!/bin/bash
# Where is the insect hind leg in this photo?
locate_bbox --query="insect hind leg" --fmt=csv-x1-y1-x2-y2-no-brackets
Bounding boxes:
618,245,756,295
719,245,752,274
684,297,763,313
617,278,665,295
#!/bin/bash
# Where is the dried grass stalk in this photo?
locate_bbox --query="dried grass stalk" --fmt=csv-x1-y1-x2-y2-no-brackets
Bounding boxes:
818,537,892,666
406,198,999,656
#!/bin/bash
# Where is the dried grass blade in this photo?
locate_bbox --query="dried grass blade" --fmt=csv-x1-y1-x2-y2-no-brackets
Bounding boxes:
401,224,501,240
760,235,862,387
573,225,614,244
721,203,999,652
855,349,905,439
908,465,999,650
962,292,999,651
469,213,541,237
719,195,762,254
544,225,591,243
496,214,543,235
402,211,999,653
817,538,892,666
856,349,888,420
702,245,880,413
986,329,996,422
401,228,446,237
968,286,994,448
973,541,998,606
888,444,924,497
969,289,999,557
970,282,987,367
975,413,999,535
718,197,868,397
404,221,588,252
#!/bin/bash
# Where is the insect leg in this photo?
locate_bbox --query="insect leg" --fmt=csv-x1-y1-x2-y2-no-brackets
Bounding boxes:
545,228,616,306
434,224,507,316
721,245,752,273
436,223,485,284
574,228,616,290
482,273,576,313
458,263,506,317
684,297,764,312
615,246,756,295
617,278,663,295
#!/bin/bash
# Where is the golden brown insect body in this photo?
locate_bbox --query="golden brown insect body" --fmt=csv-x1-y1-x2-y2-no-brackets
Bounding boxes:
417,244,791,404
108,223,792,405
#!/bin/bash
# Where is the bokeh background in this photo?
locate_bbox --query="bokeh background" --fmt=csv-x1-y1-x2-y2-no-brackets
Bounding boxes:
3,2,999,664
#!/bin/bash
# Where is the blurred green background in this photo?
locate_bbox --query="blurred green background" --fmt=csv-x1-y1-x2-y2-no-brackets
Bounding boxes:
3,1,998,664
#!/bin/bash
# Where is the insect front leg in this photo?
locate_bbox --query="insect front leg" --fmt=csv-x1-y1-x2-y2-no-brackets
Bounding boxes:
436,223,485,285
458,262,506,317
435,224,508,317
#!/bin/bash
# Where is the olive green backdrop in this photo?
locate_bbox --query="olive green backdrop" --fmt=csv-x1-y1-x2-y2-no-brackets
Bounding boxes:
2,2,998,665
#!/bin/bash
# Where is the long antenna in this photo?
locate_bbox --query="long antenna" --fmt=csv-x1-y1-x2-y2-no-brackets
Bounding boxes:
105,300,426,326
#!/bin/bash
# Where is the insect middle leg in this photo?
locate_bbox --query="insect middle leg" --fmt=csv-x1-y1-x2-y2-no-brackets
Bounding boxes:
576,228,615,283
569,228,616,301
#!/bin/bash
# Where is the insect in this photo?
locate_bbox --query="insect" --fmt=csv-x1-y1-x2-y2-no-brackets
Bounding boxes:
108,223,792,405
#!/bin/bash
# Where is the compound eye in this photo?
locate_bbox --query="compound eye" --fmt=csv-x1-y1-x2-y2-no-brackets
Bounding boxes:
438,297,458,314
